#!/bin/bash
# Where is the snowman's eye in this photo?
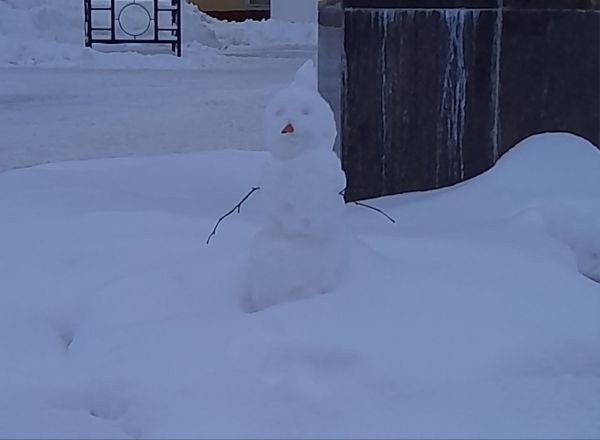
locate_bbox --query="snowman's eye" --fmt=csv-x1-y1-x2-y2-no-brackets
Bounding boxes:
276,108,285,117
301,107,311,116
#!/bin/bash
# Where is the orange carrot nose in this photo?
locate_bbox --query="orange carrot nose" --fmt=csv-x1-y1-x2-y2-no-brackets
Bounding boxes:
281,123,295,134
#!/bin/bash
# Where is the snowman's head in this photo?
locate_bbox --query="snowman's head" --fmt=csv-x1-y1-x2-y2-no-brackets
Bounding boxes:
264,60,337,160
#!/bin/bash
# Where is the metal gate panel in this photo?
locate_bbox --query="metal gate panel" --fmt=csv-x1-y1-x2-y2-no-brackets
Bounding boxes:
84,0,182,57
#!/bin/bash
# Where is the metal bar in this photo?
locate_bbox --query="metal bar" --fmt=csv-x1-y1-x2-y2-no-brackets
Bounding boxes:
176,0,181,57
171,0,176,37
154,0,159,42
89,39,177,44
84,0,91,47
110,0,115,41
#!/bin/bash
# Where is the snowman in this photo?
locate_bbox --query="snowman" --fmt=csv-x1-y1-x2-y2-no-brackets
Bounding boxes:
242,60,348,312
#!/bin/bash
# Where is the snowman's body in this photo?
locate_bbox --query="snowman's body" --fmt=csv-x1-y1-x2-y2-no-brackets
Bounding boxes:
260,149,345,238
242,61,348,312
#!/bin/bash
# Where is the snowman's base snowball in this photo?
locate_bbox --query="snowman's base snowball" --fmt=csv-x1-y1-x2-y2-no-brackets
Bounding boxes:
242,230,348,312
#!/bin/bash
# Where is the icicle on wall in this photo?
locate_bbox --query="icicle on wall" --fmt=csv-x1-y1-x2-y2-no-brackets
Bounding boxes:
378,9,394,187
339,6,500,200
438,9,468,185
368,8,481,188
490,7,502,163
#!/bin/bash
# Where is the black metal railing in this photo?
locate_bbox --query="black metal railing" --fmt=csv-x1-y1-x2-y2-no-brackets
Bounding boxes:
84,0,182,57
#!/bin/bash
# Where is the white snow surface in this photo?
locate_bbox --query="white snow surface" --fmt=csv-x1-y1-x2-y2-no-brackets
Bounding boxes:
0,0,316,68
0,133,599,438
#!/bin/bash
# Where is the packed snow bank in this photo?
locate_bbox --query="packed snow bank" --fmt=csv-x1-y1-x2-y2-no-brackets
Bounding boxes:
183,5,316,49
0,0,221,68
0,0,315,68
0,133,598,438
207,17,317,49
493,135,600,284
372,133,600,283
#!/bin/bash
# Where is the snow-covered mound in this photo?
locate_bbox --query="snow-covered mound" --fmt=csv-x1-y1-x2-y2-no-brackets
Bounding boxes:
0,133,598,438
487,135,600,283
372,133,600,283
0,0,315,68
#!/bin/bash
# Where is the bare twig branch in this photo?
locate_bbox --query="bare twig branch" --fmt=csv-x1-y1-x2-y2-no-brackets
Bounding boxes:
340,189,396,224
207,186,395,245
206,187,261,245
352,201,396,223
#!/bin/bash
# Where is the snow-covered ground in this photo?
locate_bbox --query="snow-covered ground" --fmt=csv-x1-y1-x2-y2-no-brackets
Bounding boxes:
1,0,599,438
0,134,599,438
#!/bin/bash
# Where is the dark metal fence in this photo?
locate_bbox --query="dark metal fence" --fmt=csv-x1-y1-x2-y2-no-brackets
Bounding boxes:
84,0,182,57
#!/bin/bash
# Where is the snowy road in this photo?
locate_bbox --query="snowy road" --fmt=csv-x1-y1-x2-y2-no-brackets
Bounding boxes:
0,54,309,173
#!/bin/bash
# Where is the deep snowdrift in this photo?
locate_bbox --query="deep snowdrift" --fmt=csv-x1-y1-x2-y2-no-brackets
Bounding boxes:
0,133,598,438
0,0,316,68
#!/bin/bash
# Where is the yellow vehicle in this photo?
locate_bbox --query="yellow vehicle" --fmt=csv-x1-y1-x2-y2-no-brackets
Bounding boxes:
188,0,270,21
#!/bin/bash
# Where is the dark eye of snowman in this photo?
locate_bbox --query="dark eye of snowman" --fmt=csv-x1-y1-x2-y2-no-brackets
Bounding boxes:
276,108,285,117
301,107,311,116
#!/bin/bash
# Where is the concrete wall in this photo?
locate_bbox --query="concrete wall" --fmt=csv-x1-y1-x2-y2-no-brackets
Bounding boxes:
271,0,317,22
